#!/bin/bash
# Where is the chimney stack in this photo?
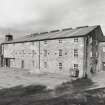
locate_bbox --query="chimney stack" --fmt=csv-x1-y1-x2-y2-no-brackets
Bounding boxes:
5,34,13,41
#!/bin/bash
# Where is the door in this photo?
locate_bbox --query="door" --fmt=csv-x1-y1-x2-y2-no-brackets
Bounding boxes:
5,58,10,67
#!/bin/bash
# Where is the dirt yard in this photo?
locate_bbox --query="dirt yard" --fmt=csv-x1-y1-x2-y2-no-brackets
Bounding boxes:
0,67,70,89
0,68,105,105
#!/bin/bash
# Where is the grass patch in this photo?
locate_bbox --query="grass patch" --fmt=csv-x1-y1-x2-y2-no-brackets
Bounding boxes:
0,79,104,105
55,78,94,95
0,85,47,97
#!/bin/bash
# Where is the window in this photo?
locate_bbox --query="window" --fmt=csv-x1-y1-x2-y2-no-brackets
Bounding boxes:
74,49,78,57
44,62,47,68
32,60,35,67
59,49,62,56
32,50,35,56
22,42,25,45
59,39,62,43
74,64,78,69
13,43,15,46
32,42,35,45
21,60,24,68
22,50,24,54
74,38,78,42
44,50,47,57
59,63,62,70
44,40,47,44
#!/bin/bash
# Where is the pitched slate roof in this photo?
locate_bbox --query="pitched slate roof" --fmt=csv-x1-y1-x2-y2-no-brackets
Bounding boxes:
2,25,102,44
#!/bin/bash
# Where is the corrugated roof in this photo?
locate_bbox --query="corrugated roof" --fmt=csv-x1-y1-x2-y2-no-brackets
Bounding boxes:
3,25,100,44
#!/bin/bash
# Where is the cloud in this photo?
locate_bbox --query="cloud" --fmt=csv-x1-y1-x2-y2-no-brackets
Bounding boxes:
0,0,105,38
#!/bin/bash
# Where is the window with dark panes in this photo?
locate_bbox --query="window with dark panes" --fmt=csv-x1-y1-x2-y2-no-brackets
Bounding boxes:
74,49,78,57
59,63,62,70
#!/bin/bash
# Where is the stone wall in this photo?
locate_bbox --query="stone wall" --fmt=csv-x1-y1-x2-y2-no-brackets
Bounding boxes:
3,37,84,77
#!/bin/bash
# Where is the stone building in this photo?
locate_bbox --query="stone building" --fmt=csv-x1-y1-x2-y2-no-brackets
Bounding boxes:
98,36,105,71
1,25,104,78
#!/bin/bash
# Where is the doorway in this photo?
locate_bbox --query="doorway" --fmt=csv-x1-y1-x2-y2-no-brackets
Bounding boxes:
5,58,10,67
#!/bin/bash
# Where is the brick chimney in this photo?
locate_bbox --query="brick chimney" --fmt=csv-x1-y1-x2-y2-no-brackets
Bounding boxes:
5,34,13,41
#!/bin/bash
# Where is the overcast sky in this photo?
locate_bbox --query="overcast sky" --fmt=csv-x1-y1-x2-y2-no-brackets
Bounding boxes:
0,0,105,38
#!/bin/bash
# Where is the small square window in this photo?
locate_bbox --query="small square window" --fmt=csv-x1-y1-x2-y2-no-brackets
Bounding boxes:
74,38,78,42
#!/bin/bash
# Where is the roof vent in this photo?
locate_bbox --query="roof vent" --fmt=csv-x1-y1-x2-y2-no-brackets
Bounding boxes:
76,26,88,29
50,29,60,33
31,33,39,36
62,28,72,31
40,32,49,34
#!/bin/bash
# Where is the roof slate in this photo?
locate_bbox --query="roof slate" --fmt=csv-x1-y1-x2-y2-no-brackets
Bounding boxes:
3,25,100,44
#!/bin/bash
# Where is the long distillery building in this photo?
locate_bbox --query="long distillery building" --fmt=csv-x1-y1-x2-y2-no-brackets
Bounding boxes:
1,25,104,78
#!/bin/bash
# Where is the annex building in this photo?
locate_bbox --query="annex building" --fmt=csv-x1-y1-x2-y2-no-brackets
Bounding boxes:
1,25,104,78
